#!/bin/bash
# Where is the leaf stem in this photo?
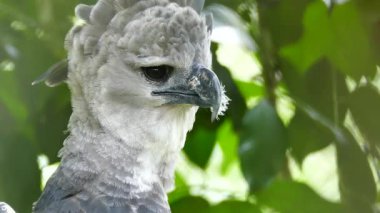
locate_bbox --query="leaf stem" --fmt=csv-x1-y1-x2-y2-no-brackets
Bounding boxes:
256,19,277,105
332,69,339,127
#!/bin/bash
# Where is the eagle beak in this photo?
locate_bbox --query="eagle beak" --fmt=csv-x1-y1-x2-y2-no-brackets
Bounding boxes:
152,64,222,121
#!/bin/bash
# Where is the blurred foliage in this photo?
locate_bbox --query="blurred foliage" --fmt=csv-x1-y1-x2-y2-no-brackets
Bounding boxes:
1,0,380,212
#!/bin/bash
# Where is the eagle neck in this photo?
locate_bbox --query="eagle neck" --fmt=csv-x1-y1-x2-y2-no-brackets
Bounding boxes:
61,109,179,195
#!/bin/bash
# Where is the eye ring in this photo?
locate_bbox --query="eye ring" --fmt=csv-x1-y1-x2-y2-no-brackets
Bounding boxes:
141,65,173,83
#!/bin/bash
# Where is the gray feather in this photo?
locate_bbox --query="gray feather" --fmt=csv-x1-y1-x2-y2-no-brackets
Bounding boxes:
32,60,68,87
33,166,94,212
205,12,213,33
191,0,204,14
75,4,93,23
115,0,138,9
90,0,115,26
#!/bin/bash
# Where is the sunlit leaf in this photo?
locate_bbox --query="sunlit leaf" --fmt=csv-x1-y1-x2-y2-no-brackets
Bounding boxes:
239,100,288,192
256,180,343,213
328,2,376,80
280,1,330,73
235,80,264,101
281,1,376,79
217,120,238,173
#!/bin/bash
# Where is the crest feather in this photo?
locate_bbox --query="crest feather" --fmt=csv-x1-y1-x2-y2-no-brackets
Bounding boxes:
75,0,205,26
75,4,93,23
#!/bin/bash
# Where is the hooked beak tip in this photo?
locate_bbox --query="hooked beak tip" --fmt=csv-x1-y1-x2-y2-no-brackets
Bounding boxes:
211,105,220,122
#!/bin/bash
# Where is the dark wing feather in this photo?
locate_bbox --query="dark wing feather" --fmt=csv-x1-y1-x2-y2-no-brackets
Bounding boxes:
32,60,68,87
33,164,96,213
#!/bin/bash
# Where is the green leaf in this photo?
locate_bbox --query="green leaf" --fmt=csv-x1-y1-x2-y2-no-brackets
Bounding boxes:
256,180,343,213
348,85,380,147
257,0,314,48
235,80,264,100
286,60,349,163
280,1,330,73
335,131,376,212
283,61,349,163
217,120,238,173
295,101,376,212
34,87,71,163
0,134,41,213
0,72,28,124
353,0,380,65
212,43,247,131
239,100,288,192
283,62,348,164
170,196,210,213
281,1,376,79
168,173,190,204
184,109,217,169
210,201,262,213
288,109,333,164
283,59,349,124
328,2,376,80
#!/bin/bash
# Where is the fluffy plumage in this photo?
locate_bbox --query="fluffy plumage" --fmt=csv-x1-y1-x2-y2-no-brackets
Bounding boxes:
33,0,228,212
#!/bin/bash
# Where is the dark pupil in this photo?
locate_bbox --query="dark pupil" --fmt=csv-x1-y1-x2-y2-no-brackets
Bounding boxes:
142,65,173,82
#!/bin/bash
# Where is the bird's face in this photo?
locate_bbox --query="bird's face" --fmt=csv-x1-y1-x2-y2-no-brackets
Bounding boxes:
75,2,227,148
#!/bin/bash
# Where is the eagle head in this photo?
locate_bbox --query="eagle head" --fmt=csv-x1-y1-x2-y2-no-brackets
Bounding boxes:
32,1,229,212
62,0,228,149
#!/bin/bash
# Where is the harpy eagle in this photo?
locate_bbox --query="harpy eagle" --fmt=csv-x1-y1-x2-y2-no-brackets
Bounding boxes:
33,0,228,212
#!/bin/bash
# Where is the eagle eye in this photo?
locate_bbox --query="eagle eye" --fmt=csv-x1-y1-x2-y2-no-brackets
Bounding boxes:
141,65,173,83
